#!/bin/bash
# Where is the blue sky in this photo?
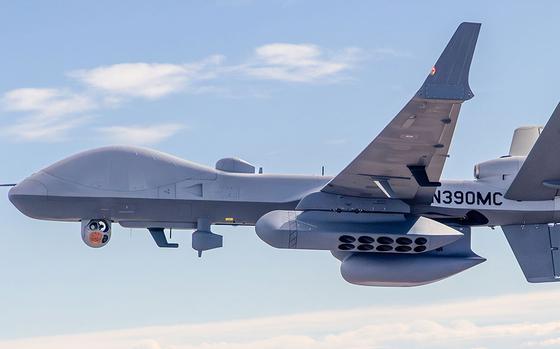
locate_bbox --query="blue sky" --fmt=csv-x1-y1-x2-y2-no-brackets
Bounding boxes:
1,1,560,348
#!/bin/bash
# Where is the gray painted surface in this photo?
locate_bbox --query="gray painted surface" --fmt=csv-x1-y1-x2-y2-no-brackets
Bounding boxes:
322,22,480,203
502,224,560,282
339,226,485,287
509,126,542,157
256,210,463,252
9,22,560,287
506,103,560,201
9,145,329,226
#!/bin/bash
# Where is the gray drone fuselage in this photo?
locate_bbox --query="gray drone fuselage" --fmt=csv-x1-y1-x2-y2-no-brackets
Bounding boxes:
8,146,330,227
6,143,551,287
10,22,560,287
9,146,551,229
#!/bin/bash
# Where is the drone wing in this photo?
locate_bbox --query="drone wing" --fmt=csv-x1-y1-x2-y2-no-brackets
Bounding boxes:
323,22,481,204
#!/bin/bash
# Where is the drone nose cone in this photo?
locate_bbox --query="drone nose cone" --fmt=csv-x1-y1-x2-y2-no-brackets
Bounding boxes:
8,178,48,215
9,178,47,198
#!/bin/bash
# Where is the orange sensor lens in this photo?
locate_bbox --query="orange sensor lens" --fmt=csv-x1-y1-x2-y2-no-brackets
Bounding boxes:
89,231,103,245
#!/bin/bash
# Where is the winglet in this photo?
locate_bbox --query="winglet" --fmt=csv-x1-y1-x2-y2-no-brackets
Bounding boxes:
417,22,481,101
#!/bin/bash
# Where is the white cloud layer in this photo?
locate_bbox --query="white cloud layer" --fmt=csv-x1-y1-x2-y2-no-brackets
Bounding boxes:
244,43,360,82
1,88,95,141
76,63,190,99
71,56,224,99
1,290,560,349
97,123,185,145
70,44,358,100
2,88,94,118
0,43,371,142
4,116,90,141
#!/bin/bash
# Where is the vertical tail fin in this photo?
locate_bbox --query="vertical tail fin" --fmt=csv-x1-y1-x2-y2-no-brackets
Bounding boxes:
509,126,542,156
505,103,560,201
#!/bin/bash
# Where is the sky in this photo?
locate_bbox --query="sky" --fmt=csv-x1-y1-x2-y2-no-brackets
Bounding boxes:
1,1,560,348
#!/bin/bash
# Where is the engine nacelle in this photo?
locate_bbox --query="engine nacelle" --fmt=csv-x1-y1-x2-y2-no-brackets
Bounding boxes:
473,156,524,181
340,252,485,287
81,219,111,248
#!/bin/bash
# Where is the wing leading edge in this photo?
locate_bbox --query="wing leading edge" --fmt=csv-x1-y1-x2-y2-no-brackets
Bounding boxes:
323,22,481,203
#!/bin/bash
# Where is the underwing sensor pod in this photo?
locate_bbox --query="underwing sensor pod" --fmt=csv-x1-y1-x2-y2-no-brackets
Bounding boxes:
337,230,485,287
82,219,111,248
255,195,485,286
256,211,462,254
9,22,560,286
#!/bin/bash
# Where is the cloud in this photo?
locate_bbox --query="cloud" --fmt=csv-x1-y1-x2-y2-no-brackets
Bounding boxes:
1,88,95,141
243,43,361,82
71,56,224,99
2,88,94,118
73,63,190,99
526,337,560,347
130,340,162,349
69,44,364,100
4,116,90,141
1,290,560,349
0,42,374,142
97,123,185,145
70,44,361,100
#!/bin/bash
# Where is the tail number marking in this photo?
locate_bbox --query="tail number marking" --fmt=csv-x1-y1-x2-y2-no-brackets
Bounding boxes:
433,190,503,206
